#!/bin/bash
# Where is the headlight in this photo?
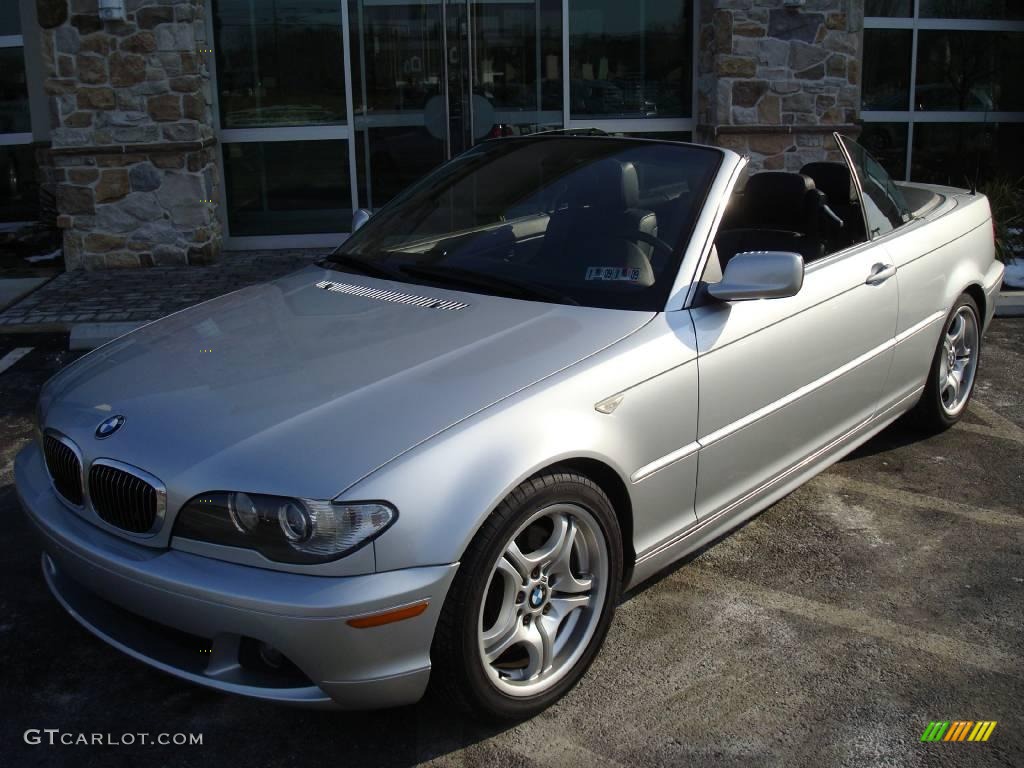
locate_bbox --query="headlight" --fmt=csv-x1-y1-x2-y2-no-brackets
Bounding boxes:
173,492,397,564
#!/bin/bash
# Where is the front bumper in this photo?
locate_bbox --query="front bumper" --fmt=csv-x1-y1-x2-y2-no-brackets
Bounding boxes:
15,441,457,709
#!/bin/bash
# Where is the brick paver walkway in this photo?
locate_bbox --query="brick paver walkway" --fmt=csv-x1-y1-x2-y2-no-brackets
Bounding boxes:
0,249,328,329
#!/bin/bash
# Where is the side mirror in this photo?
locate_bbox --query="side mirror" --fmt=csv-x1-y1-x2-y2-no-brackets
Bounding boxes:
707,251,804,302
352,208,372,232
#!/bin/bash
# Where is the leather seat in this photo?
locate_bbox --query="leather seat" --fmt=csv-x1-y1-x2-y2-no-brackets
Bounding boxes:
537,158,657,286
716,171,826,265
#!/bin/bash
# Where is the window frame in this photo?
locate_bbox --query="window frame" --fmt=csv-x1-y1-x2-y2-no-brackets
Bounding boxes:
862,0,1024,181
210,0,698,247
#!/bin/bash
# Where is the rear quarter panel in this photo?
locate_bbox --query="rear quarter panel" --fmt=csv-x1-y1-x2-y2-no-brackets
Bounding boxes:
880,188,996,409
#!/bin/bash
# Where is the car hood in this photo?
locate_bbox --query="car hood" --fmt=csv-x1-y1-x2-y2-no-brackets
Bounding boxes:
42,266,653,503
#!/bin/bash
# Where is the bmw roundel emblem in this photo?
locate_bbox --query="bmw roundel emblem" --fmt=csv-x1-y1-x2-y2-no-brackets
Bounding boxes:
95,414,125,439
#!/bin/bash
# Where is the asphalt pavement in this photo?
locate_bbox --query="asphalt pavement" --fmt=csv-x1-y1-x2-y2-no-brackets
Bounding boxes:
0,323,1021,768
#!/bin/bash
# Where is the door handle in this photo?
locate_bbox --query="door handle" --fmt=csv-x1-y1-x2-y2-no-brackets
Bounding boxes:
866,263,896,285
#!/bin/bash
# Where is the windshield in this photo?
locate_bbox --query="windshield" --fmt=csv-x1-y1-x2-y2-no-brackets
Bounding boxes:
327,137,723,310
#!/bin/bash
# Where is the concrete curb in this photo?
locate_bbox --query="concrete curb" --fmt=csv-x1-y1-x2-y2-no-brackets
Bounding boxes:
995,291,1024,318
68,322,146,351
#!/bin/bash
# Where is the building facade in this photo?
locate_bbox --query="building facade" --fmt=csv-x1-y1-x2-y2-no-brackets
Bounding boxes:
0,0,1020,269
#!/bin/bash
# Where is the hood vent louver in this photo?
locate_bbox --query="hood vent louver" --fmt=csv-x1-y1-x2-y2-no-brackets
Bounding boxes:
315,280,469,311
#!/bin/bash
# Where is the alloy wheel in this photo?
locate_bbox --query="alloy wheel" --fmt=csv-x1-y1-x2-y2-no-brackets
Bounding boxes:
477,503,609,697
938,304,979,417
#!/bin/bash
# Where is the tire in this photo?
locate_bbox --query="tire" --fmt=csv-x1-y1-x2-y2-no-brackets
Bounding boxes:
912,293,982,432
430,469,623,721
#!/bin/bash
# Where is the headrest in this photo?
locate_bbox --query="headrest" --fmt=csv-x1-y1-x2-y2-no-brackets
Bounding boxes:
800,162,854,205
743,172,818,231
574,159,641,211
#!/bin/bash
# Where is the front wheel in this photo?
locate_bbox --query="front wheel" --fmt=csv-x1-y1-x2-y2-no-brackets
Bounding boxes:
431,470,622,721
913,293,981,432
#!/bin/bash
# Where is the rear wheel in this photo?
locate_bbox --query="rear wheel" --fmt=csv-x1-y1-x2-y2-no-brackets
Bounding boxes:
913,293,981,431
431,470,622,721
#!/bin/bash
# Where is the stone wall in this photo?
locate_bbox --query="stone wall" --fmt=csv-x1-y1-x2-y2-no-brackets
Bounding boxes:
697,0,864,174
37,0,220,269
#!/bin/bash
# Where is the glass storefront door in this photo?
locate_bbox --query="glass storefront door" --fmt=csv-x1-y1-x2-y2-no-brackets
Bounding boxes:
349,0,563,210
212,0,694,243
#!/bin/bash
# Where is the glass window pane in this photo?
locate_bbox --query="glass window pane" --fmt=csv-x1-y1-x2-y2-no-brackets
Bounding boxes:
865,0,912,16
916,31,1024,112
212,0,345,128
920,1,1024,19
862,29,912,111
860,123,908,181
0,4,20,35
472,0,563,116
0,48,29,134
355,126,445,211
223,140,352,235
911,123,1024,186
839,137,911,237
0,145,38,222
570,0,693,119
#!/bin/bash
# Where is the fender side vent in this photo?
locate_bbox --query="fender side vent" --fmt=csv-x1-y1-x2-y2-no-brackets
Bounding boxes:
315,280,468,311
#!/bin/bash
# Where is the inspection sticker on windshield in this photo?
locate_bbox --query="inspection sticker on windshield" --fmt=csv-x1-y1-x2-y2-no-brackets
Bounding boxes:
585,267,642,282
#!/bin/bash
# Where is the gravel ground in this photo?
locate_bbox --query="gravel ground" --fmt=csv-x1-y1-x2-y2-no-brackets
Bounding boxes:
0,322,1021,768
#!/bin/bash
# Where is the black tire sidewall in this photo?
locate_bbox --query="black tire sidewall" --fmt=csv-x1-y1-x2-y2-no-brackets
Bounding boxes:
439,473,623,721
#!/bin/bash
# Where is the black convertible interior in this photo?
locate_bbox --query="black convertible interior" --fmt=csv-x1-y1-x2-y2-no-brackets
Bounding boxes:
712,162,868,275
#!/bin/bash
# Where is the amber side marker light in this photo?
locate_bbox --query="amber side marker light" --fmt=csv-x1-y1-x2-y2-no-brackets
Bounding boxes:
346,600,429,629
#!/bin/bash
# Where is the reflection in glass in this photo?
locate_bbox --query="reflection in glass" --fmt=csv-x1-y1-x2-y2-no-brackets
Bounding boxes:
472,1,562,118
912,123,1024,186
916,31,1024,111
862,30,912,111
919,0,1024,19
212,0,345,127
0,48,30,134
859,123,908,181
865,0,912,16
223,141,352,235
0,4,20,35
355,126,445,211
350,0,564,211
570,0,692,118
0,145,38,222
349,0,445,210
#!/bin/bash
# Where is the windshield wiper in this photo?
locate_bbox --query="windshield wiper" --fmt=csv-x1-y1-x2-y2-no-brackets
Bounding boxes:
398,264,580,306
319,253,403,281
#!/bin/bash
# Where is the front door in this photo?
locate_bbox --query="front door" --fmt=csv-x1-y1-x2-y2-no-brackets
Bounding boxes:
350,0,564,210
690,245,899,520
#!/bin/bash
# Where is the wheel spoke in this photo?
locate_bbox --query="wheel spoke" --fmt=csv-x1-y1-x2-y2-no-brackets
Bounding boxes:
484,623,526,663
504,541,533,581
947,315,965,349
522,621,553,679
507,514,569,578
549,594,591,620
481,558,522,645
546,518,578,579
944,372,960,403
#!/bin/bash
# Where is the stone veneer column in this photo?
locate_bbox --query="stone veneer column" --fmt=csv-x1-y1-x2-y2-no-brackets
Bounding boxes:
37,0,220,269
698,0,864,172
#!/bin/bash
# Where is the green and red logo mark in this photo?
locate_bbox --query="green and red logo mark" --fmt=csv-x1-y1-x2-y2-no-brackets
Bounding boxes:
921,721,997,742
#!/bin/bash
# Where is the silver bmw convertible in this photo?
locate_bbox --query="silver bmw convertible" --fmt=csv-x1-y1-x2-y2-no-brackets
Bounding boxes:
16,134,1004,720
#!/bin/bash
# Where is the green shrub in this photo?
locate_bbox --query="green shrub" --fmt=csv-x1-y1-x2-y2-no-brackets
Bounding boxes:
981,176,1023,263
